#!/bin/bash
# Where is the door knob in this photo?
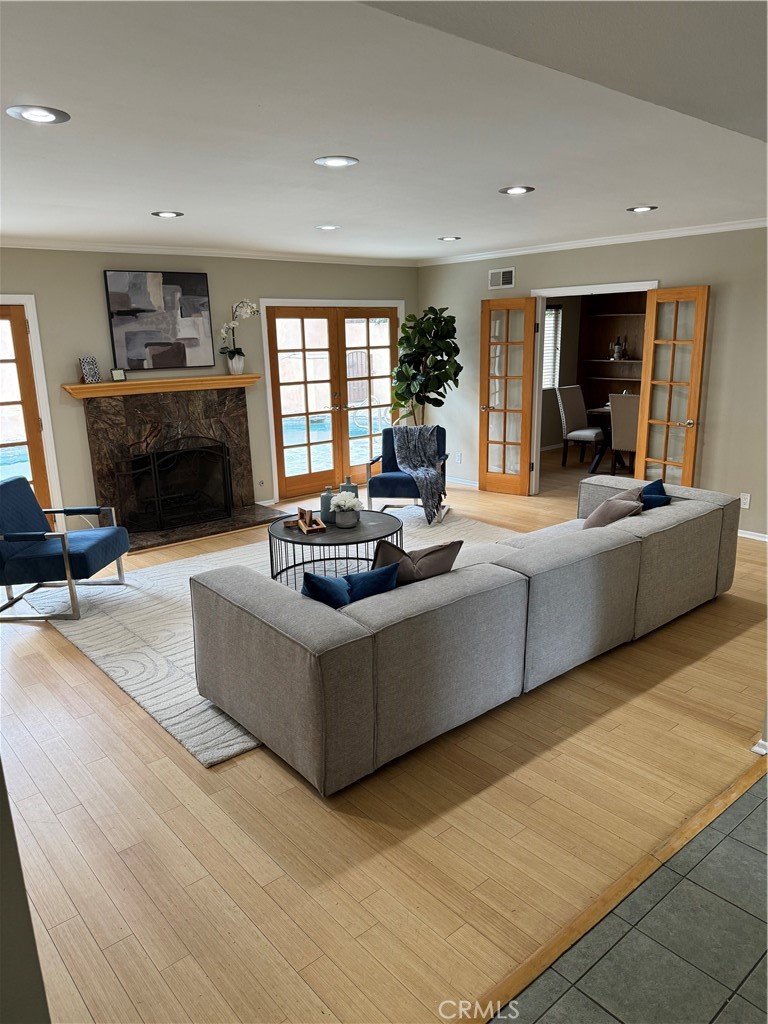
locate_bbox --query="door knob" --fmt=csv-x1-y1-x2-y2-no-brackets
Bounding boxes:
480,405,496,412
331,405,341,411
674,419,695,428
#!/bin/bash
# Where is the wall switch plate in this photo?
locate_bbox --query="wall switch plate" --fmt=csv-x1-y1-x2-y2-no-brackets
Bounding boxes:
454,451,462,464
740,493,751,509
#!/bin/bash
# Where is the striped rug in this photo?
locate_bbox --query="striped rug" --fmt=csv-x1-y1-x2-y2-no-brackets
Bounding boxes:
26,507,514,766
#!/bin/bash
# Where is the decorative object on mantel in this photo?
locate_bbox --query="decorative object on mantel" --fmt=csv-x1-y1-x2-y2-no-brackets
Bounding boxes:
61,374,261,399
104,270,215,370
330,490,363,528
110,368,127,382
79,355,101,383
219,299,259,375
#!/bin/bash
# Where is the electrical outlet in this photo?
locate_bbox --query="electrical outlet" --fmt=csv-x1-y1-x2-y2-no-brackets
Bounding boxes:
740,492,751,509
454,451,462,464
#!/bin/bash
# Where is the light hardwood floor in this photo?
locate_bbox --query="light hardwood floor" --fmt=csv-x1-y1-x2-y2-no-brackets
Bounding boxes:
2,453,765,1024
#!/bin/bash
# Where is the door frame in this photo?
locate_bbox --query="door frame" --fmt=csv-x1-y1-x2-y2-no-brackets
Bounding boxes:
259,298,405,501
528,280,659,494
0,294,64,525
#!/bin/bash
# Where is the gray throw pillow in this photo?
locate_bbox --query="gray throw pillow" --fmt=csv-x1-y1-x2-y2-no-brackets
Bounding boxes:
372,539,463,585
616,485,643,502
582,497,642,529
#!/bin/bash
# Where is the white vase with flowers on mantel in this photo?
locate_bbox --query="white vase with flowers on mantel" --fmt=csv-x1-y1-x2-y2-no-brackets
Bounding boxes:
219,299,259,375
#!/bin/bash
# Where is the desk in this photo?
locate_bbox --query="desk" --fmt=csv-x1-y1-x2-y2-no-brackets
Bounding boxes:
586,406,626,474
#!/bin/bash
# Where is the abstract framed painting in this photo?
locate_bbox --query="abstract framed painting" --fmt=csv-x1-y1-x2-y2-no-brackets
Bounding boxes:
104,270,215,370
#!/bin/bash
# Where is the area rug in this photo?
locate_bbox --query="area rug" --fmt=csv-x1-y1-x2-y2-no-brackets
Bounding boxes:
25,507,514,766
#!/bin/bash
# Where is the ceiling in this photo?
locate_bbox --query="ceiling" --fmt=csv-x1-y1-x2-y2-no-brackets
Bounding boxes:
1,1,765,264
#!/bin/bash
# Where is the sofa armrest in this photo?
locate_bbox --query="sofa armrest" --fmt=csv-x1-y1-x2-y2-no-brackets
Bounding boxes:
190,566,375,795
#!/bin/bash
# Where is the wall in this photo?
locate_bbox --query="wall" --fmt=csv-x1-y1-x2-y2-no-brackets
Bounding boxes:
0,248,418,505
418,228,767,534
540,296,581,448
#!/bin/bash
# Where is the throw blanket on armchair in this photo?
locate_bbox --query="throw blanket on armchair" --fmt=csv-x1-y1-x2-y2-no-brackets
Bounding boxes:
393,425,446,524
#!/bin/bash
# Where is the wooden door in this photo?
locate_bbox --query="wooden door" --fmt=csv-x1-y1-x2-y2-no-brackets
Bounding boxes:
636,287,710,486
0,305,51,507
266,306,398,499
478,298,536,494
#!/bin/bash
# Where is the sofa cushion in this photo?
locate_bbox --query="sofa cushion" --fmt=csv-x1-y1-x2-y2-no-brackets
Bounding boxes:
301,571,351,608
372,538,463,585
453,542,516,569
497,519,583,549
2,526,130,585
302,563,399,608
583,497,642,529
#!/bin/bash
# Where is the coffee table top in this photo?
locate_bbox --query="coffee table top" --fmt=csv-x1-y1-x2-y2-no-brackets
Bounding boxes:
268,510,402,547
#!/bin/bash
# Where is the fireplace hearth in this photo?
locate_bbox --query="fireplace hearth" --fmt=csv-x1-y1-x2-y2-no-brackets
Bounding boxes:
115,436,233,533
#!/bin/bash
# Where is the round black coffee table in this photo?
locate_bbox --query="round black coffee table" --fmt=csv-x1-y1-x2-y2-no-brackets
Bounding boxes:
268,510,403,589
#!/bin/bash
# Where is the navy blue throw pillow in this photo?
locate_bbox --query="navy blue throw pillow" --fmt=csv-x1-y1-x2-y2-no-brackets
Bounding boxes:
641,478,672,510
344,562,399,602
301,572,351,609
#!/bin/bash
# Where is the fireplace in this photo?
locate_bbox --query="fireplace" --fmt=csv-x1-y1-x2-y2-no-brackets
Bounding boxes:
115,435,233,532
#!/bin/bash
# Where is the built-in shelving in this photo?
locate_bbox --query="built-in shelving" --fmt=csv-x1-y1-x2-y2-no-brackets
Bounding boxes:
577,292,647,406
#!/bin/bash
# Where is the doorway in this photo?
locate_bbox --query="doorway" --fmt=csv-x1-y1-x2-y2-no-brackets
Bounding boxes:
265,306,399,499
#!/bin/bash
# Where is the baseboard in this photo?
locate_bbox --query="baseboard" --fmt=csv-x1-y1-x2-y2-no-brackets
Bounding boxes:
446,475,479,488
539,444,563,452
738,530,768,542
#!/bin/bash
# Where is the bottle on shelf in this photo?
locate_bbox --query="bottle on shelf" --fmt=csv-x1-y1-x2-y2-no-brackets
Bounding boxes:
621,337,629,360
613,337,623,361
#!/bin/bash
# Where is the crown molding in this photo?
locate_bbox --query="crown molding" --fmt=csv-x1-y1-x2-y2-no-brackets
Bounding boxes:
0,238,418,268
416,219,768,267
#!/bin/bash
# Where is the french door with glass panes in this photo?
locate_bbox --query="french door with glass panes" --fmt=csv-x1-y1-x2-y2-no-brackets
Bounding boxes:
0,305,51,507
478,298,537,494
266,307,398,498
636,287,710,486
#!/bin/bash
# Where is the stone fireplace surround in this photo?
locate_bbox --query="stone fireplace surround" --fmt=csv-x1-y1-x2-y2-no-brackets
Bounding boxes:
70,380,283,550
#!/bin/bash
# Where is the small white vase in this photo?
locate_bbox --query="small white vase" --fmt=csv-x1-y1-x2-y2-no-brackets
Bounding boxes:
228,355,245,375
334,509,359,529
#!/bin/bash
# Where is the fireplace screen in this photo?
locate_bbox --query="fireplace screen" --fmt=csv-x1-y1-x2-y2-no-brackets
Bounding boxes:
115,436,233,532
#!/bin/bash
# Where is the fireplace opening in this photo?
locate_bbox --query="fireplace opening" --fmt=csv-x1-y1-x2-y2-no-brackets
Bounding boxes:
114,435,233,532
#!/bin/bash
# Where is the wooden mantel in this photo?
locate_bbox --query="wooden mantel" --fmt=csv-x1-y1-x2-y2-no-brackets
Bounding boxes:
61,374,262,400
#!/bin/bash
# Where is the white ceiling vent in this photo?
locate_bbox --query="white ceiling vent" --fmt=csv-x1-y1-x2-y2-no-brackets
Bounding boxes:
488,267,515,289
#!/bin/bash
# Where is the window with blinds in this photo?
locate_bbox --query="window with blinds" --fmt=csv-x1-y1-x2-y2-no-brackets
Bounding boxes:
542,305,562,389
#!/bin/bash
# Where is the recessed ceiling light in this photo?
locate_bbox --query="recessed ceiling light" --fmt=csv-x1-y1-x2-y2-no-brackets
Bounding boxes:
315,224,341,231
627,205,658,213
6,104,71,124
151,210,184,218
499,185,535,195
438,236,462,241
313,155,359,168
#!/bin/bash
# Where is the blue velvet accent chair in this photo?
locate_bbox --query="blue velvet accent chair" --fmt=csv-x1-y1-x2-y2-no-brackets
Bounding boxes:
0,477,130,622
366,426,449,520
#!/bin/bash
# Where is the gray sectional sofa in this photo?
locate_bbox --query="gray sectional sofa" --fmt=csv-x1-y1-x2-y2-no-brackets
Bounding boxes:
190,476,740,795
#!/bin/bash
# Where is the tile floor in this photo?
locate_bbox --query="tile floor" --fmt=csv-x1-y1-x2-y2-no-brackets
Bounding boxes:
495,775,767,1024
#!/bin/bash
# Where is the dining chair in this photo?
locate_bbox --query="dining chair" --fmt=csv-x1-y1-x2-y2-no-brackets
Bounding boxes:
555,386,603,467
609,393,641,475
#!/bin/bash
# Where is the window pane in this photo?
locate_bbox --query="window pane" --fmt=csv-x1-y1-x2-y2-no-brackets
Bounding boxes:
305,350,330,381
672,344,692,383
506,379,522,410
667,426,686,463
670,386,689,422
489,379,503,407
310,443,334,472
345,319,367,348
0,445,32,481
505,445,520,474
309,413,332,442
370,348,391,377
349,408,370,438
284,446,309,477
648,423,666,460
507,345,523,376
282,415,307,446
0,320,14,359
489,345,504,377
507,309,524,343
304,319,329,349
280,384,306,414
490,311,506,342
656,302,675,341
370,378,391,405
349,436,370,466
346,350,368,378
0,362,21,402
370,407,391,434
665,463,683,485
506,412,521,443
650,385,669,421
306,382,331,411
645,461,663,480
489,411,504,442
348,380,369,406
0,404,26,444
276,318,303,350
487,444,503,473
278,351,304,383
675,302,695,341
369,318,391,346
653,343,673,381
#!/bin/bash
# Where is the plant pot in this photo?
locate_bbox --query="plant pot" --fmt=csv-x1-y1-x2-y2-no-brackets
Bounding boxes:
228,355,245,375
334,509,359,529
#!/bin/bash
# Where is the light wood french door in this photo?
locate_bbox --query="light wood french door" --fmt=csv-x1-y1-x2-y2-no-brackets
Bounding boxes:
0,305,51,507
266,307,398,498
636,287,710,486
478,298,537,494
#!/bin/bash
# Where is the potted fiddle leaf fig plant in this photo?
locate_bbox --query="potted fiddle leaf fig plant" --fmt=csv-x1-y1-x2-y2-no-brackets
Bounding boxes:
219,299,259,374
391,306,462,424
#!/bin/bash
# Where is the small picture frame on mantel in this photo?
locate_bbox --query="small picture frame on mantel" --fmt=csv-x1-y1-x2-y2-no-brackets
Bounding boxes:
110,368,127,382
79,355,101,383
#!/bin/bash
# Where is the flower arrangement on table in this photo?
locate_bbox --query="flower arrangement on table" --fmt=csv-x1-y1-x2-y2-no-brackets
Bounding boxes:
219,299,259,369
330,491,364,528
